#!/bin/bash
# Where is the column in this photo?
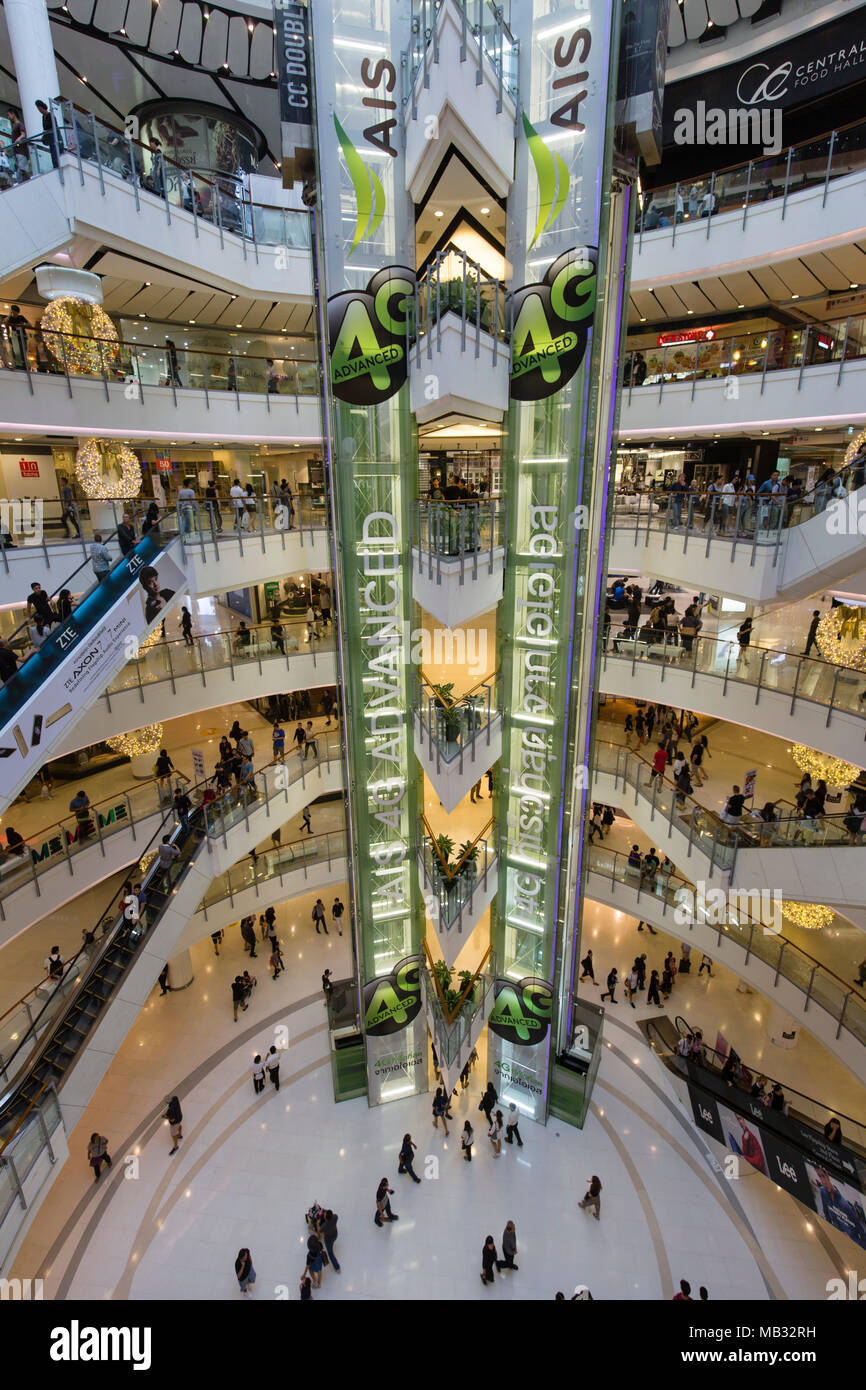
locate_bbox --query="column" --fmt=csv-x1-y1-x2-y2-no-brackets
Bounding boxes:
5,0,61,138
167,950,194,992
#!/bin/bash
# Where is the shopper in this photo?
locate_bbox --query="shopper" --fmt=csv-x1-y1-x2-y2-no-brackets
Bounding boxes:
305,1230,324,1289
163,1095,183,1155
624,967,639,1009
322,1209,341,1272
699,953,714,977
398,1133,422,1183
673,1279,692,1301
647,969,662,1007
461,1121,474,1162
301,805,312,835
480,1235,499,1285
235,1248,256,1297
303,720,319,759
90,534,112,582
312,898,328,934
158,963,170,996
87,1133,112,1181
331,896,345,936
600,966,618,1003
231,975,248,1021
579,949,596,983
374,1177,398,1225
649,742,668,783
578,1174,602,1220
501,1221,519,1271
803,609,821,657
432,1086,449,1134
504,1103,523,1148
251,1053,266,1094
479,1080,498,1125
722,785,745,826
240,917,257,958
265,1044,281,1092
488,1109,503,1157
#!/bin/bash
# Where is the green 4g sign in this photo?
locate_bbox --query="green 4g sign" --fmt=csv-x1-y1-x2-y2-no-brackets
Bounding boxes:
363,956,422,1036
328,265,416,405
489,977,553,1046
509,247,597,401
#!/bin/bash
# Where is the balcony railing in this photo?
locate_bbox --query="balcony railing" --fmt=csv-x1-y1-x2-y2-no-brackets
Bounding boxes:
0,1083,63,1271
0,323,318,410
0,101,311,259
611,469,865,569
602,626,866,732
404,0,519,116
417,814,498,934
422,939,495,1068
414,670,501,774
202,736,344,847
638,116,866,248
413,497,505,581
594,742,865,876
585,843,866,1046
623,315,866,404
413,244,508,362
198,828,348,918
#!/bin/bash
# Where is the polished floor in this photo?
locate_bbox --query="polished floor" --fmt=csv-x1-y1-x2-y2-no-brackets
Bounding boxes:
11,902,862,1301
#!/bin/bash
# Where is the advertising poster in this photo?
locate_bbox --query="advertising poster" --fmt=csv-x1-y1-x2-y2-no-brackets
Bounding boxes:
0,538,185,797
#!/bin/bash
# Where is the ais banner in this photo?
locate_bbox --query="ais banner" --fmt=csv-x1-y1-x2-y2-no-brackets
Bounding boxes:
0,537,186,798
328,265,415,405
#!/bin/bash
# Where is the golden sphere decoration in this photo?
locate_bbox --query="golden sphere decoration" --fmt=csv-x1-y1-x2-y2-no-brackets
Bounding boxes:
781,901,834,931
106,724,164,760
790,743,860,789
75,437,141,500
814,605,866,671
41,298,120,376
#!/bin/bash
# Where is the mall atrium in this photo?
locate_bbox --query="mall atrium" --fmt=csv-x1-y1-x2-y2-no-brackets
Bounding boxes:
0,0,865,1313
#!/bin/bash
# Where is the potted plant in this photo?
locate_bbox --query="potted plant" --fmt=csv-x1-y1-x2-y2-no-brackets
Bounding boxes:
433,958,453,998
456,968,474,1001
456,840,479,882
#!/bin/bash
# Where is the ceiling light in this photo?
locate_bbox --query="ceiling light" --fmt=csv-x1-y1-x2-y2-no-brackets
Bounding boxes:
686,309,694,315
851,283,859,289
737,303,745,308
235,323,242,327
480,206,490,215
639,316,646,322
188,319,195,324
138,312,145,317
434,210,444,218
791,293,799,299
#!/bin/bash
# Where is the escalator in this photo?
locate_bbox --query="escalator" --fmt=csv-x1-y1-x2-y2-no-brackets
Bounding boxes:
0,802,205,1136
0,521,188,807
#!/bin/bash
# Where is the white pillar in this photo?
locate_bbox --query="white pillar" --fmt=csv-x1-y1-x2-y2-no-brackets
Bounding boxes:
5,0,61,138
167,949,194,991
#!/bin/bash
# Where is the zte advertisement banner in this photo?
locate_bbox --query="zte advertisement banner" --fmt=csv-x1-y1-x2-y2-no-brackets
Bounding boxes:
0,538,185,793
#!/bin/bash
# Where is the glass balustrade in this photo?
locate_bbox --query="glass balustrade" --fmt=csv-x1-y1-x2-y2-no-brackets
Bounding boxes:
414,498,505,566
203,735,343,843
603,629,866,728
637,117,866,243
414,672,501,771
417,821,497,932
422,957,496,1068
584,842,865,1045
199,830,349,915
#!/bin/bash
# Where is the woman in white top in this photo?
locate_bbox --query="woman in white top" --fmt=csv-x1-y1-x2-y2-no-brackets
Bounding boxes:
488,1109,503,1158
29,617,51,649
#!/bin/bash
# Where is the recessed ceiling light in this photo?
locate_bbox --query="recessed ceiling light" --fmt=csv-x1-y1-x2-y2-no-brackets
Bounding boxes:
139,313,145,317
14,437,22,441
235,323,242,327
434,210,444,218
791,293,799,299
737,303,745,308
851,283,859,289
639,316,646,322
686,309,694,315
188,319,195,323
480,206,490,215
815,427,823,432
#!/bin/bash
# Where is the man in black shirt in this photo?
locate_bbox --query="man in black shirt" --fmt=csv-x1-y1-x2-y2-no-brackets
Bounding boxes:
35,100,59,168
117,513,136,557
803,609,821,657
26,582,54,625
723,786,746,824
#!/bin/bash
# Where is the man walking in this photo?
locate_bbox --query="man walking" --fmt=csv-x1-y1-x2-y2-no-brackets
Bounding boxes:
331,896,345,936
322,1209,341,1272
312,898,328,934
300,805,312,835
579,950,596,983
303,720,319,759
504,1103,524,1148
803,609,821,657
231,975,248,1021
251,1054,266,1094
374,1177,398,1226
265,1044,281,1092
90,533,112,581
600,966,618,1003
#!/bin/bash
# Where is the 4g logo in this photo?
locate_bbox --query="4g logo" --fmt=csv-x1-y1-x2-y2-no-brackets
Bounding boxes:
488,977,553,1045
363,956,422,1036
328,265,416,405
509,247,597,401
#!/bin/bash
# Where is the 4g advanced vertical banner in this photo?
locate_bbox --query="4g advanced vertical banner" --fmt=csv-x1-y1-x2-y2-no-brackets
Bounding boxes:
493,1,622,1122
310,2,422,1107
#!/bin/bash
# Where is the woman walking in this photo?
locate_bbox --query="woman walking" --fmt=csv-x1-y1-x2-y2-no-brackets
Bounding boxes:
163,1095,183,1155
432,1085,449,1135
306,1230,324,1289
647,969,662,1008
488,1109,503,1158
87,1133,112,1182
461,1120,474,1162
235,1248,256,1297
579,1174,602,1220
501,1220,519,1271
398,1133,422,1183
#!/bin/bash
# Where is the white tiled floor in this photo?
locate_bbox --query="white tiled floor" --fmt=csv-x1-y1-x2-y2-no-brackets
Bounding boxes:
11,909,863,1302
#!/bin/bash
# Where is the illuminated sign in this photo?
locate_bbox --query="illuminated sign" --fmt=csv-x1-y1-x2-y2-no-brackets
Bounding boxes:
509,248,597,401
363,956,422,1035
18,459,39,478
328,266,415,405
655,328,715,346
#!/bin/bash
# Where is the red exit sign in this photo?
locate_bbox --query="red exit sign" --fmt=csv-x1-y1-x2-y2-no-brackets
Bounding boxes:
19,458,39,477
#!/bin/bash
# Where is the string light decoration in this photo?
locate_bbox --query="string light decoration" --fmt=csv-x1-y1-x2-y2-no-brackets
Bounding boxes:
781,901,835,932
815,604,866,672
106,724,164,760
75,438,141,500
41,298,120,376
844,426,866,468
790,744,861,789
